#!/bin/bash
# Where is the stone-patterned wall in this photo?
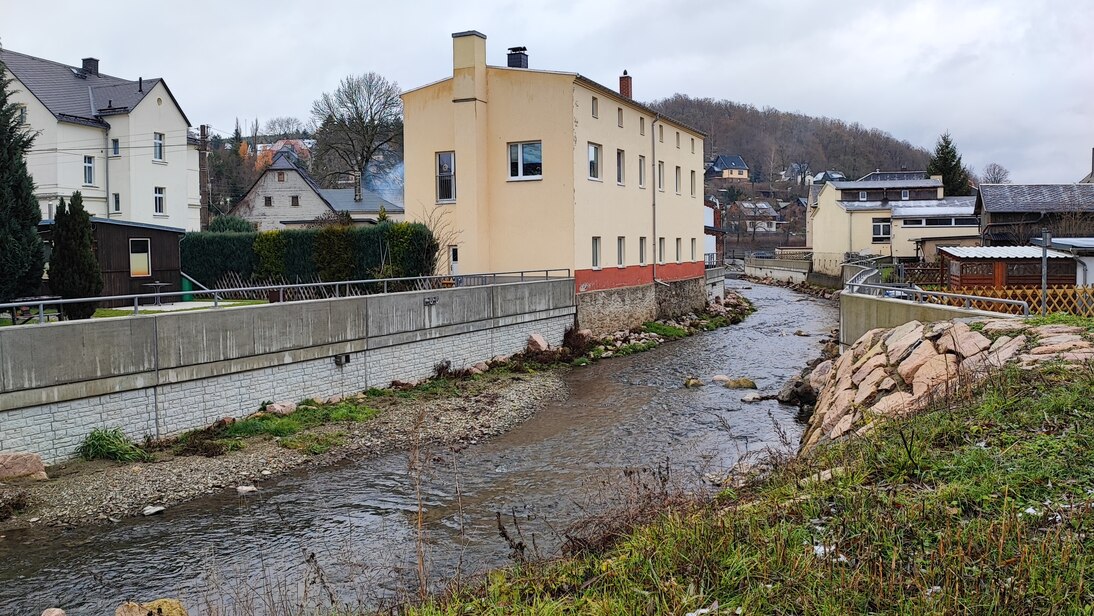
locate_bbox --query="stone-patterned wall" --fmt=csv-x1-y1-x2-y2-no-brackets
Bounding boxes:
1,305,572,464
575,284,657,336
654,277,706,320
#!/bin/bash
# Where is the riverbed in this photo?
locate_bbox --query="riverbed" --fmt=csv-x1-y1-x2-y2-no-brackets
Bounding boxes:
0,280,837,614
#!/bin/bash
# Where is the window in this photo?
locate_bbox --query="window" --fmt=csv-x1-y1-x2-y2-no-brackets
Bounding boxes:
639,237,647,265
955,217,979,226
675,131,680,148
617,236,625,267
675,238,682,262
657,161,664,191
640,117,645,136
263,196,273,207
658,237,666,263
129,238,151,278
690,137,695,154
588,143,601,179
16,105,27,124
658,124,663,143
153,132,164,161
690,238,697,261
508,142,541,179
111,139,120,156
276,171,285,182
901,189,910,200
872,217,891,243
437,151,456,199
690,170,696,196
592,236,601,269
616,149,625,184
617,107,623,128
112,193,120,213
291,195,300,207
638,155,646,188
858,191,868,201
675,166,681,194
591,96,598,118
83,156,94,184
154,187,165,214
902,219,925,227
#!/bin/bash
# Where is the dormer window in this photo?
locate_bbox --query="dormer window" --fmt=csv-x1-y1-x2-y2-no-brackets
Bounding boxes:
858,191,867,201
901,189,910,200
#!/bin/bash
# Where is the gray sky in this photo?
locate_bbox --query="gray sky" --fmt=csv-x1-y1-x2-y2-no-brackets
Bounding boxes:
4,0,1092,182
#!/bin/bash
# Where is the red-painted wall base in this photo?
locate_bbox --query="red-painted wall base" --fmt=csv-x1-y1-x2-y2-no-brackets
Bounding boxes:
574,261,704,292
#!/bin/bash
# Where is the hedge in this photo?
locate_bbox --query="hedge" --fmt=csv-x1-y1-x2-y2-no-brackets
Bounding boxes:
181,222,438,288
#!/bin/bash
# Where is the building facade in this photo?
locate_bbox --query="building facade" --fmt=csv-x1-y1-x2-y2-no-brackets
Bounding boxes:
2,50,201,231
402,32,706,332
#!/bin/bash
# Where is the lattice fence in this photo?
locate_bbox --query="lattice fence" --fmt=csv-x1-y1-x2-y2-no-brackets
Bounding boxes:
937,286,1094,316
901,264,942,286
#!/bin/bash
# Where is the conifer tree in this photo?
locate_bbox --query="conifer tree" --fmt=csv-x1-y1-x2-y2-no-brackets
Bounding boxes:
927,132,973,196
0,54,45,302
49,192,102,319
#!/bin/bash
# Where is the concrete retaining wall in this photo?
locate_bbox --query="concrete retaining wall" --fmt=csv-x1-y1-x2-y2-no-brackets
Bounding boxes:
839,292,1016,348
0,280,576,463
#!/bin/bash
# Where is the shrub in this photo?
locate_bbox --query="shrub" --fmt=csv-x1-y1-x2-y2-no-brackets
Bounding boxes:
252,230,287,279
208,215,256,233
48,191,102,319
180,231,257,287
77,427,153,462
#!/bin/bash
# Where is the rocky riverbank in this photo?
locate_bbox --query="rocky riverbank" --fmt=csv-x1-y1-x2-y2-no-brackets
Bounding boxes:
743,275,838,300
0,369,567,531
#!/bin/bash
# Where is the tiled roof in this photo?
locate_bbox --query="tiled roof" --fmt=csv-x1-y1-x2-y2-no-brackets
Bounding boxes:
258,151,404,214
0,48,189,127
977,184,1094,213
857,170,928,182
939,246,1072,260
708,154,748,171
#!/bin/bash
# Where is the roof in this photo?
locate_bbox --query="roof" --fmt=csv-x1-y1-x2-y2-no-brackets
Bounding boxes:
241,150,403,215
976,184,1094,213
938,246,1073,260
736,201,777,217
811,171,846,184
857,170,928,182
831,179,942,190
890,196,977,218
39,216,186,234
1031,237,1094,253
708,154,748,171
0,48,190,127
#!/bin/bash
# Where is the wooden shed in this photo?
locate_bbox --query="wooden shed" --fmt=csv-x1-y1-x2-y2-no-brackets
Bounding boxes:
938,246,1076,289
39,217,185,307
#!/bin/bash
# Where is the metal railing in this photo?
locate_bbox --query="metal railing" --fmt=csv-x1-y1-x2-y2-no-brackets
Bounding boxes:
845,282,1031,316
0,269,572,325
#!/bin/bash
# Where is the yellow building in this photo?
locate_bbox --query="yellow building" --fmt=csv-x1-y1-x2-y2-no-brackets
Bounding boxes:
808,175,980,276
2,49,201,231
402,32,706,331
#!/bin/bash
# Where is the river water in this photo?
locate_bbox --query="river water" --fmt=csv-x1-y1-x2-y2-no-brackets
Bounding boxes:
0,280,836,614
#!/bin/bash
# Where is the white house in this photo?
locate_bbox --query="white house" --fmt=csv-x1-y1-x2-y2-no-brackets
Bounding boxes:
1,50,201,231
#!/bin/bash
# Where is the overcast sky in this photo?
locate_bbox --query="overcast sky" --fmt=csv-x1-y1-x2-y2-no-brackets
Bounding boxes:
4,0,1092,182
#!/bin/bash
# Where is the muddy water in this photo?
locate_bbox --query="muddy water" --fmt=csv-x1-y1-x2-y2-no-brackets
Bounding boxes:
0,281,836,614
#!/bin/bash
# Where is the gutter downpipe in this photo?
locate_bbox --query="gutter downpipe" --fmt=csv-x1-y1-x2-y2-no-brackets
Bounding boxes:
104,130,110,217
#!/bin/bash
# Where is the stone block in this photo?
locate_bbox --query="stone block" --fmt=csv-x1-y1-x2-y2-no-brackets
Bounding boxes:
0,452,48,481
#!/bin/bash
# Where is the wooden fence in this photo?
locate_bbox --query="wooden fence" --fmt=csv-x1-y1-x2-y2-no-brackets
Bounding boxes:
901,264,942,286
935,286,1094,316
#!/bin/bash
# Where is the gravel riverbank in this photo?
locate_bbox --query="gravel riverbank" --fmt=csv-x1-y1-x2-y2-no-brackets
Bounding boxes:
0,369,567,531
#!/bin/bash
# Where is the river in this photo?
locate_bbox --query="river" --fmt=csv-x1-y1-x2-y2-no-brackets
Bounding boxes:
0,280,836,614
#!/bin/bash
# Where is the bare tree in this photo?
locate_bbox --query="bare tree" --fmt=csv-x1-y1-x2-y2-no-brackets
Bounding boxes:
311,73,403,183
982,162,1011,184
263,116,306,140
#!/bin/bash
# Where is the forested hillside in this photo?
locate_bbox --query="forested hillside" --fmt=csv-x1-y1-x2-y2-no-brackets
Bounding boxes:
650,94,930,184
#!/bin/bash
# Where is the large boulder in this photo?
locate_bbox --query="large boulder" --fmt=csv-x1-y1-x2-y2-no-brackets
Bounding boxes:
115,599,188,616
527,333,549,352
723,377,757,389
936,322,991,359
897,340,938,382
912,353,959,397
808,359,834,391
776,376,816,406
0,452,48,482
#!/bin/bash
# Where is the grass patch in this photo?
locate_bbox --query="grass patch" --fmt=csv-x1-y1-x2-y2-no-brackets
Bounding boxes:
280,432,345,455
77,427,153,462
1026,312,1094,330
220,402,379,441
409,366,1094,614
642,321,689,340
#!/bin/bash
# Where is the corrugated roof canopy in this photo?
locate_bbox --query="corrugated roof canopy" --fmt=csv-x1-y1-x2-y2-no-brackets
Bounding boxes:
939,246,1073,260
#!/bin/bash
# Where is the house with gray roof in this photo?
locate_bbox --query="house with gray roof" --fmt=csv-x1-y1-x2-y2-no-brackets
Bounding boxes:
230,150,404,230
704,154,749,181
976,183,1094,246
1,49,201,231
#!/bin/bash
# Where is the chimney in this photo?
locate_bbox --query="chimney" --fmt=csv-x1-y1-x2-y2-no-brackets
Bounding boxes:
353,170,362,202
507,46,528,68
452,31,487,102
619,70,632,98
81,57,99,76
138,77,143,93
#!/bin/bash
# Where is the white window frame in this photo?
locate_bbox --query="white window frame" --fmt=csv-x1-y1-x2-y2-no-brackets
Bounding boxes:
617,236,626,267
616,149,625,185
588,142,602,180
111,138,120,156
508,141,542,180
690,238,697,261
112,193,120,212
16,105,27,124
639,236,647,266
858,191,868,201
617,107,623,128
658,124,664,143
437,151,456,200
153,132,165,161
657,161,665,191
675,166,682,194
591,96,598,118
83,156,94,185
690,170,696,197
901,189,910,200
691,137,695,154
638,155,646,188
154,186,166,215
675,238,682,263
658,237,666,264
872,217,891,243
129,238,151,278
676,131,680,148
592,236,602,269
640,117,645,136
